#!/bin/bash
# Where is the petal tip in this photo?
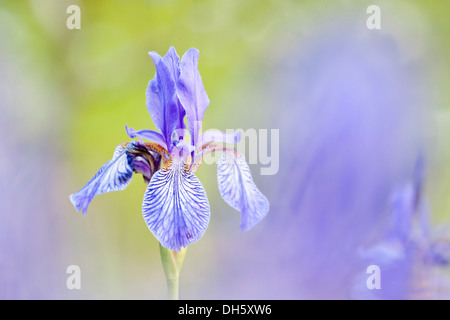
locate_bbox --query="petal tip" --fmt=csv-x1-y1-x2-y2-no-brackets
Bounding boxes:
69,193,88,216
148,51,163,65
166,46,178,57
125,124,136,139
239,196,269,231
186,47,200,57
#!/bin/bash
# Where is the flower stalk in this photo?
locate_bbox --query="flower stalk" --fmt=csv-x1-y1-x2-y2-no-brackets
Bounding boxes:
159,243,186,300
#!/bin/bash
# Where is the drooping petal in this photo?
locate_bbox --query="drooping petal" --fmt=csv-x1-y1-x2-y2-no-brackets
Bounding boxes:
70,143,134,215
177,48,210,147
217,152,269,231
125,124,168,150
147,51,180,149
127,140,162,184
132,155,152,184
142,159,210,251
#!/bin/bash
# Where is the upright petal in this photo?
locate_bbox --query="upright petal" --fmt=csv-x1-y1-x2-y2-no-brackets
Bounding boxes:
147,51,180,149
163,46,181,82
70,143,134,215
162,47,186,131
177,48,210,147
217,152,269,231
142,159,210,251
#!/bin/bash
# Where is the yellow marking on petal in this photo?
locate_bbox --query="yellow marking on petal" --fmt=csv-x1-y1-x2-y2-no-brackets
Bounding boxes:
162,156,191,174
145,142,169,160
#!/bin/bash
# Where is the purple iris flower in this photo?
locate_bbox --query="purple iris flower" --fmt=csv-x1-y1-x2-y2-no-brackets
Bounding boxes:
354,157,450,299
70,47,269,251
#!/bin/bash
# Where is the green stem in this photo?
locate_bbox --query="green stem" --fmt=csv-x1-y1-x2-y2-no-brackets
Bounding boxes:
159,243,186,300
166,278,179,300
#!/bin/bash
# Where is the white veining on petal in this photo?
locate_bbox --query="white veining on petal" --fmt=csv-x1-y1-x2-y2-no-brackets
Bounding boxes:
143,158,210,251
70,144,134,215
217,152,269,231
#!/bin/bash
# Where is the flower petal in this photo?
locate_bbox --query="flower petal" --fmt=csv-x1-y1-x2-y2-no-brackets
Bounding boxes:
162,47,186,131
70,143,134,215
142,159,210,251
147,51,180,149
125,124,168,150
163,46,181,82
217,152,269,231
127,140,162,184
177,48,209,147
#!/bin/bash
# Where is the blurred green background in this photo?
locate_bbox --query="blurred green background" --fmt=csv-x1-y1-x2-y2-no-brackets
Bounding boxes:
0,0,449,299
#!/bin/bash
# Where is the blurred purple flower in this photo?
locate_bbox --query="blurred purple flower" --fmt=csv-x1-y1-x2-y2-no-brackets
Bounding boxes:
0,44,65,299
70,47,269,251
206,19,440,299
354,157,450,299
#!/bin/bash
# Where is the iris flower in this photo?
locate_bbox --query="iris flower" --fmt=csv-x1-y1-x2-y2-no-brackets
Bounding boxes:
70,47,269,252
353,157,450,299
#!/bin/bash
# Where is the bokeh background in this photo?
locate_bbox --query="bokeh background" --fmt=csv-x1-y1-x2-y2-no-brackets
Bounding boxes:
1,0,449,299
